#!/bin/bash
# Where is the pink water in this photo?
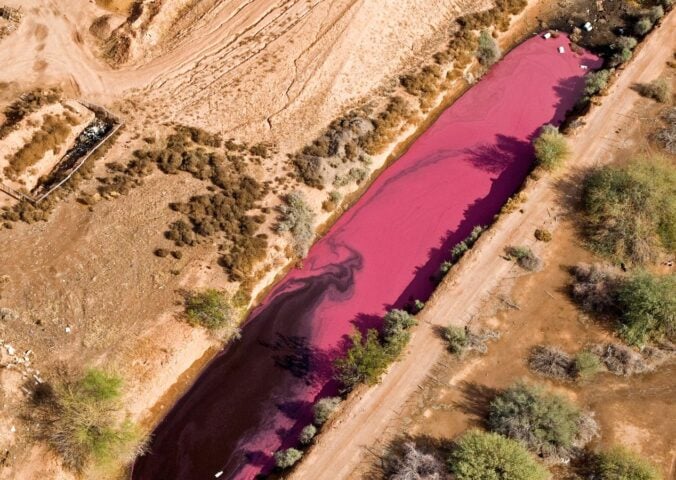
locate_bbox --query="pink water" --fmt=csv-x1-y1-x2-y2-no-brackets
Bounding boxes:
133,35,601,479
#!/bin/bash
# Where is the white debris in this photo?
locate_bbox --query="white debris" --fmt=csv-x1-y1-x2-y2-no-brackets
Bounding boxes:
65,326,72,334
580,65,589,70
10,426,16,433
583,22,593,32
543,32,552,39
6,344,15,356
214,472,224,478
558,46,565,54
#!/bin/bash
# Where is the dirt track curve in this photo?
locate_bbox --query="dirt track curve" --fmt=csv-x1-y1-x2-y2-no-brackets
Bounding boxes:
291,11,676,480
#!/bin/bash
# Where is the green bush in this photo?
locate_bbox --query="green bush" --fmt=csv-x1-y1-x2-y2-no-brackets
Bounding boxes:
581,158,676,265
584,70,611,97
277,191,316,257
313,396,341,425
634,17,653,36
444,325,469,356
382,309,417,354
533,124,569,171
299,424,317,445
448,430,549,480
573,351,604,380
477,30,501,66
185,289,234,330
595,446,661,480
26,369,144,473
615,272,675,346
274,448,303,469
488,382,595,459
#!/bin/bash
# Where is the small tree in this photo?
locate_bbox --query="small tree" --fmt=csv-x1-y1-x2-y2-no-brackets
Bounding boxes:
185,289,238,335
533,124,569,171
274,448,302,469
488,382,597,460
277,191,316,257
477,30,501,66
382,309,416,354
299,424,317,445
449,430,549,480
313,396,341,425
594,446,661,480
334,329,391,390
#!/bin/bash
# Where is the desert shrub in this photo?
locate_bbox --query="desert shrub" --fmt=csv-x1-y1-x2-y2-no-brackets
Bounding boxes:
382,309,417,354
648,5,664,22
590,343,654,376
572,351,603,380
655,107,675,154
614,272,675,346
581,158,676,265
293,155,325,188
299,424,317,445
448,430,549,480
0,88,61,140
570,263,621,313
634,17,653,36
274,448,302,469
387,442,445,480
360,96,411,155
184,289,239,337
528,345,573,380
477,30,501,66
533,124,569,171
534,228,552,242
444,325,469,356
400,65,442,97
313,396,341,425
25,368,144,473
594,447,661,480
154,248,169,258
636,78,670,103
615,36,638,51
5,114,72,179
505,246,541,271
334,329,391,390
277,191,316,258
584,70,611,97
488,382,597,460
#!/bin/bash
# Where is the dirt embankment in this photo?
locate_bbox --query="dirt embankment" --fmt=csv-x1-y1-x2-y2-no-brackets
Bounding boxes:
290,10,676,480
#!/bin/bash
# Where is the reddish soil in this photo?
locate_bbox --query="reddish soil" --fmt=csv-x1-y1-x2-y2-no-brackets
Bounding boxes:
132,35,600,480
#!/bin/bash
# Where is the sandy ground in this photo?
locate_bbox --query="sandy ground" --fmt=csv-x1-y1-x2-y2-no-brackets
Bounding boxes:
290,11,676,479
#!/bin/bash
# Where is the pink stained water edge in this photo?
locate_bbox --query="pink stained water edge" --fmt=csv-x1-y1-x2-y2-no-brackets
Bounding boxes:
132,34,601,480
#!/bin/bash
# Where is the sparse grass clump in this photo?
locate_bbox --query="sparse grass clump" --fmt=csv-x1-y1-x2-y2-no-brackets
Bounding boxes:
572,350,604,380
448,430,549,480
443,325,469,356
25,368,144,474
488,382,597,460
5,114,72,179
655,107,675,154
636,78,671,103
505,246,541,271
581,158,675,265
277,191,316,258
594,446,662,480
533,124,569,171
185,289,239,338
386,442,445,480
528,345,573,379
534,228,552,242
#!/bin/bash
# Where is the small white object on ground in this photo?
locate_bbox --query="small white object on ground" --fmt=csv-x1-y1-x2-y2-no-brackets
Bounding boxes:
65,326,72,334
6,345,15,356
558,46,565,54
583,22,593,32
10,426,16,433
214,472,224,478
581,65,589,70
543,32,552,39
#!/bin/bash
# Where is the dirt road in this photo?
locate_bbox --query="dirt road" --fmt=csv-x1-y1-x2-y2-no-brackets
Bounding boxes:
291,11,676,480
